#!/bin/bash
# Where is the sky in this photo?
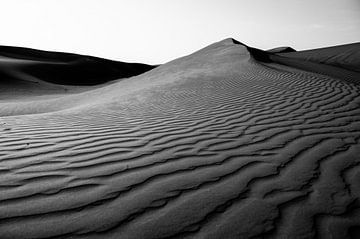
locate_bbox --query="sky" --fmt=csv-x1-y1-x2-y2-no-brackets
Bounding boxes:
0,0,359,64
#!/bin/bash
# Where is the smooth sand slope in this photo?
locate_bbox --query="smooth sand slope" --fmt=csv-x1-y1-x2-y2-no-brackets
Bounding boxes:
268,43,360,84
0,45,155,85
0,39,360,239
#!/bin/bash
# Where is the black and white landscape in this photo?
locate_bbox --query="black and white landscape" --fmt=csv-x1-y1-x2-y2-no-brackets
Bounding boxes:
1,1,360,239
1,38,360,239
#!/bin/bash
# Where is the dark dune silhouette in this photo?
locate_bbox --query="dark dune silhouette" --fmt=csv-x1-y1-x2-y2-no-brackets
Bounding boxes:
0,45,156,86
0,38,360,239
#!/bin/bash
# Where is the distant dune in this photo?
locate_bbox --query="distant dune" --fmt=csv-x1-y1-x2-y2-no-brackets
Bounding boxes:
0,38,360,239
268,43,360,84
0,45,156,86
267,46,296,53
276,43,360,72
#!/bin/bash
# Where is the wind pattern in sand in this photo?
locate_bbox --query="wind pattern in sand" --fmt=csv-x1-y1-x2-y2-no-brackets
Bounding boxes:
1,39,360,239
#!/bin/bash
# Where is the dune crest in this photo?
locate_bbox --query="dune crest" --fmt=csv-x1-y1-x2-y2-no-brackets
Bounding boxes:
267,46,296,53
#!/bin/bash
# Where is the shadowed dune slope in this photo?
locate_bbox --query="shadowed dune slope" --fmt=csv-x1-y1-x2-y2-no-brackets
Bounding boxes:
0,38,360,239
0,45,156,86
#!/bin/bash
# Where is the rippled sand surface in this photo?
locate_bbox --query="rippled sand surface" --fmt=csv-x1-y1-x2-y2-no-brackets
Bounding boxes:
1,39,360,239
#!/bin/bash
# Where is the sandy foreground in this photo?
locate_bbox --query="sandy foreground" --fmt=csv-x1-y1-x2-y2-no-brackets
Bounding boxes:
0,39,360,239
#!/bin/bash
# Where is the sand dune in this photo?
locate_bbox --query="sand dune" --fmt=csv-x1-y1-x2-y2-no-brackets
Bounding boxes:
268,43,360,84
0,46,156,114
267,46,296,53
276,43,360,72
0,38,360,239
0,45,155,85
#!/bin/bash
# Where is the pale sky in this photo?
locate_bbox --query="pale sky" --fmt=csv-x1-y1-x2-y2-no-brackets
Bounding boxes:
0,0,359,64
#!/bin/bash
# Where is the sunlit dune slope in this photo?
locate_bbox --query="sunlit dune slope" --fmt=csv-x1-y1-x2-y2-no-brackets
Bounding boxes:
277,43,360,72
268,43,360,83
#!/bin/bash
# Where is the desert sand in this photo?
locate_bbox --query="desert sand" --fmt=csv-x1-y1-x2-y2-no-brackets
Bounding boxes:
0,38,360,239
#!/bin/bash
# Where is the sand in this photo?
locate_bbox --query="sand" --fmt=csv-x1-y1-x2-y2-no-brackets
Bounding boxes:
0,38,359,239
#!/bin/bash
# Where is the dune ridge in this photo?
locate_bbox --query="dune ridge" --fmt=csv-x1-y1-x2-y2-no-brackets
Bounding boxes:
0,38,360,238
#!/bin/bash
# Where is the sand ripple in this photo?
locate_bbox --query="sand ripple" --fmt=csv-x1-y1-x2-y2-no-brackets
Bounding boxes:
0,39,360,238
